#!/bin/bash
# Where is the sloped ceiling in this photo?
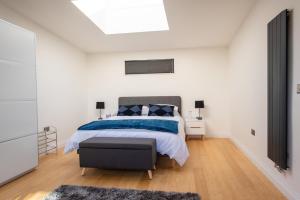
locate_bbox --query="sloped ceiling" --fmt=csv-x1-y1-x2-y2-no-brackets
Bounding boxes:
0,0,256,53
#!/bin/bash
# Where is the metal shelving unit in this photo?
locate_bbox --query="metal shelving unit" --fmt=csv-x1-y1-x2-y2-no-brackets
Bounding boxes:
38,126,57,157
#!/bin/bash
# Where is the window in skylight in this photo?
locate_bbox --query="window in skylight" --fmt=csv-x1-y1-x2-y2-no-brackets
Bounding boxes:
71,0,169,35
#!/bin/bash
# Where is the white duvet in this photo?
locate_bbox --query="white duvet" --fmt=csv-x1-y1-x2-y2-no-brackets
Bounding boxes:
64,115,189,166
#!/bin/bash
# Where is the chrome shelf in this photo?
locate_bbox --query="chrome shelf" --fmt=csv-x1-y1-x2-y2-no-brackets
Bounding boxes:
38,126,57,157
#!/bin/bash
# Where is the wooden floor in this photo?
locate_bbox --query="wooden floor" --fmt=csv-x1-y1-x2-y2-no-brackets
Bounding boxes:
0,138,286,200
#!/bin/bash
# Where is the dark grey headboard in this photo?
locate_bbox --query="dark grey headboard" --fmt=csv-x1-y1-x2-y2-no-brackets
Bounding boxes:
119,96,182,114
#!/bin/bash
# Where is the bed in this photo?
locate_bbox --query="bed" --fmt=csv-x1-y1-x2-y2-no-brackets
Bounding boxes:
64,96,189,166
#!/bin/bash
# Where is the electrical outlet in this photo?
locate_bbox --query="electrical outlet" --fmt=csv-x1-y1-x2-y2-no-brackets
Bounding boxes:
297,84,300,94
44,126,50,132
251,129,256,136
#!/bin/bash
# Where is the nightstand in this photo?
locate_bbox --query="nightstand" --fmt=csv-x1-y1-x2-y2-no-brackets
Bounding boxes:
185,118,206,140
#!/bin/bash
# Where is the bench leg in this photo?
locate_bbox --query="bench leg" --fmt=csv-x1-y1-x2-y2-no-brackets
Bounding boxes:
147,170,153,180
81,168,86,176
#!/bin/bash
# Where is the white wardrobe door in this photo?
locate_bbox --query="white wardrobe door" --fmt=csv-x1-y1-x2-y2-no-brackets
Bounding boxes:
0,19,37,185
0,134,38,184
0,19,35,65
0,60,36,100
0,101,37,142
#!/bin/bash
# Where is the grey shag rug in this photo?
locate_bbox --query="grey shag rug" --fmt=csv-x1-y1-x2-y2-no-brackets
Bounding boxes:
44,185,200,200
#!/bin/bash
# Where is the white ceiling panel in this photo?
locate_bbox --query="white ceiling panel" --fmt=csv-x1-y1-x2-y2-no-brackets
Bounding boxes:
0,0,257,53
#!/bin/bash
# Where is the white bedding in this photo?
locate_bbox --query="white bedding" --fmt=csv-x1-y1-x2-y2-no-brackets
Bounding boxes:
64,115,189,166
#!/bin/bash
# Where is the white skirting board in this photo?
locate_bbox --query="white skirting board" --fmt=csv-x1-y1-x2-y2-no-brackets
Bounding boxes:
205,132,231,138
231,137,299,200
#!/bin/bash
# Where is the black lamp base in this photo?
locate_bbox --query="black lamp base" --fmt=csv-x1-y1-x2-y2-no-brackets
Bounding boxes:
196,108,203,120
98,109,103,120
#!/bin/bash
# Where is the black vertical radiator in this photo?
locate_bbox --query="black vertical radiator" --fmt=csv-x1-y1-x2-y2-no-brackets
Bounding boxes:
267,10,289,170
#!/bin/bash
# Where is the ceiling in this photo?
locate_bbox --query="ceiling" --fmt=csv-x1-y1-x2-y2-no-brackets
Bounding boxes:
0,0,257,53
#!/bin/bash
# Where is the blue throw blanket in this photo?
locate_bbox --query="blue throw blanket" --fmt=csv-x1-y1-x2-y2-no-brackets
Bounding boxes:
78,119,178,134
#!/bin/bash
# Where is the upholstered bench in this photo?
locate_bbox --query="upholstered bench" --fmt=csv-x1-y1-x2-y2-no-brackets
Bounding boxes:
78,137,157,179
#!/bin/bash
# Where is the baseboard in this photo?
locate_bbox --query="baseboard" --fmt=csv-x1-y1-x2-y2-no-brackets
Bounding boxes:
206,133,231,138
57,140,66,149
231,137,299,200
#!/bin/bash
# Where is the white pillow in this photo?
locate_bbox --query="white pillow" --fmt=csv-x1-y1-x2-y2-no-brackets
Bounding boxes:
142,106,149,115
173,110,180,116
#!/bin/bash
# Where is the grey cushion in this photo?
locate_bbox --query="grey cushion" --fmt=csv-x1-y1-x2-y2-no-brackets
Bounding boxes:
117,105,143,116
148,104,174,116
79,137,156,150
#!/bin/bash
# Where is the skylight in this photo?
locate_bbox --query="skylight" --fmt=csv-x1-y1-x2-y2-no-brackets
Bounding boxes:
71,0,169,35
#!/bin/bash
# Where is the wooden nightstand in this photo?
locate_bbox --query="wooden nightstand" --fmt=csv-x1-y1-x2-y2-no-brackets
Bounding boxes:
185,118,206,140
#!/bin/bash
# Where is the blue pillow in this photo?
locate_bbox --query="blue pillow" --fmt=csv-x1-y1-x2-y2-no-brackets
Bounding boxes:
148,104,174,117
117,105,143,116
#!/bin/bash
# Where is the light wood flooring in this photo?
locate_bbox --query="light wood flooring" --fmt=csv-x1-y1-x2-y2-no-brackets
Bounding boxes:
0,138,286,200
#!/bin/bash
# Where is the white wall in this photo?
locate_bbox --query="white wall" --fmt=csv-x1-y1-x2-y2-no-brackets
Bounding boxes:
229,0,300,199
87,48,230,137
0,3,88,146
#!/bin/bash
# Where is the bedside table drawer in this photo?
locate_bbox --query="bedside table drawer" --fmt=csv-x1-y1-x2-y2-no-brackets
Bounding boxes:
186,127,205,135
186,121,204,127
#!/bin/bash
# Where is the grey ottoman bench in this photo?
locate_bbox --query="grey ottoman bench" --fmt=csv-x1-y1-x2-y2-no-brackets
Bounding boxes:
78,137,157,179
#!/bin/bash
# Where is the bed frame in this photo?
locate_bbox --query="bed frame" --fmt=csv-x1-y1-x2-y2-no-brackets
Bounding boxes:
119,96,182,114
78,96,182,178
